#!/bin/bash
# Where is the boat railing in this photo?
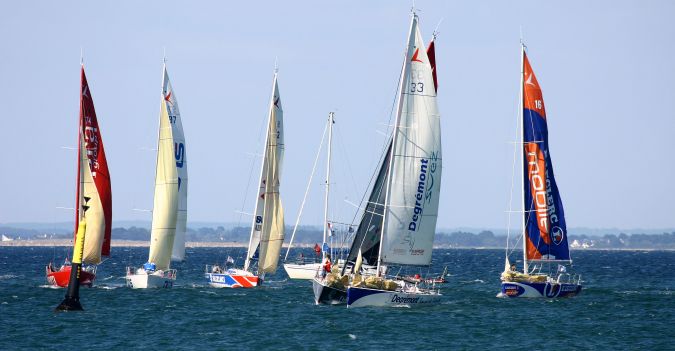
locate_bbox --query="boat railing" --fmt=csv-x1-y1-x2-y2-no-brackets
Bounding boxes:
555,272,581,285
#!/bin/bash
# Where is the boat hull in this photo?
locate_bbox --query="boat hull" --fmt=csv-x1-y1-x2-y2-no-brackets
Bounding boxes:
312,277,346,305
346,286,443,308
499,281,582,298
46,264,95,287
284,263,321,280
205,272,260,288
126,269,176,289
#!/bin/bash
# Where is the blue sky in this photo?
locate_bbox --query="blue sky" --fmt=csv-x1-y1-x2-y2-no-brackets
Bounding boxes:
1,0,673,231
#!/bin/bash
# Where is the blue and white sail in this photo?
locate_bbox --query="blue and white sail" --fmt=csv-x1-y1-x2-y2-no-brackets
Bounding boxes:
380,14,442,267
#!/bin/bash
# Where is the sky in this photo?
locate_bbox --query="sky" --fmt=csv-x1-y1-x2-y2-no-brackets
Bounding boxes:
1,1,673,232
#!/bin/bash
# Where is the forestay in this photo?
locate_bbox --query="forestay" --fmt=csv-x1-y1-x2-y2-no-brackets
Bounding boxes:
381,15,442,266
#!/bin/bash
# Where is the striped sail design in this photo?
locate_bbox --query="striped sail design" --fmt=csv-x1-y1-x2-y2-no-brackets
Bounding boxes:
254,74,285,274
148,65,181,270
521,52,570,262
380,15,442,266
78,66,112,264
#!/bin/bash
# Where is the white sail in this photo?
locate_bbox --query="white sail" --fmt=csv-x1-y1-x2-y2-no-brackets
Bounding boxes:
80,136,107,264
161,67,188,262
148,65,180,271
380,15,442,266
246,73,285,274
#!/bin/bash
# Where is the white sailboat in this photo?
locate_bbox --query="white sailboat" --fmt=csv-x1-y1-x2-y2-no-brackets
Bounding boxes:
126,62,187,289
345,12,444,308
205,69,284,288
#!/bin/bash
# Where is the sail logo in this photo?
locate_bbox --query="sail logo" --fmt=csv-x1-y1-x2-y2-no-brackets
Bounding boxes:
175,142,185,168
411,48,423,63
408,158,429,233
83,117,100,176
526,146,552,244
551,226,564,245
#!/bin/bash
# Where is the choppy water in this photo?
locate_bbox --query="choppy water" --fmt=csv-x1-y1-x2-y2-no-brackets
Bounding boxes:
1,247,673,349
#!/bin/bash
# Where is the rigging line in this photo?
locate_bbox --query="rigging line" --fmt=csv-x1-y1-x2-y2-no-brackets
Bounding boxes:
506,66,522,259
347,56,404,228
333,125,360,203
284,121,328,261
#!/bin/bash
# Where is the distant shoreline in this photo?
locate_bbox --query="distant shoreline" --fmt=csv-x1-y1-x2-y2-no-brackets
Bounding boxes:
1,239,674,251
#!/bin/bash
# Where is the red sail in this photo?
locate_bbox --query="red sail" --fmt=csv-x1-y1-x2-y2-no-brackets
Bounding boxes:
427,38,438,91
79,67,113,256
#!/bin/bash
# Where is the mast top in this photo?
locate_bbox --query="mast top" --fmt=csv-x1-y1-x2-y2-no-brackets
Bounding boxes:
432,18,444,39
80,47,84,66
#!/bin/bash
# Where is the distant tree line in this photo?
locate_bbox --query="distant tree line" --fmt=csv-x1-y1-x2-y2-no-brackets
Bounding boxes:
3,225,675,249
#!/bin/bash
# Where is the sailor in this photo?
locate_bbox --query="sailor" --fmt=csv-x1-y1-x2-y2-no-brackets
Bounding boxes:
323,254,332,276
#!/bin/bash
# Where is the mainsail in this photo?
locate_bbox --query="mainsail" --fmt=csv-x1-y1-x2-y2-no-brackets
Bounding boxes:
379,15,442,266
245,73,285,274
148,64,184,271
521,51,569,263
78,66,112,264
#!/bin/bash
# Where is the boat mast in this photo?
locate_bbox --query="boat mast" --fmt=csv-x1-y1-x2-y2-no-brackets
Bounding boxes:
245,70,277,272
519,42,528,275
75,65,84,238
322,112,334,263
376,12,417,277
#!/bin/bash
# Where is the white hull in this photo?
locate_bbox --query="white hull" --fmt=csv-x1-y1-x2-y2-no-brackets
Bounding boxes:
126,268,176,289
346,286,443,308
283,263,321,280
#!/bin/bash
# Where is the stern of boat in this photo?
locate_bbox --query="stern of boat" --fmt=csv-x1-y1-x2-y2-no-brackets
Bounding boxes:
126,267,176,289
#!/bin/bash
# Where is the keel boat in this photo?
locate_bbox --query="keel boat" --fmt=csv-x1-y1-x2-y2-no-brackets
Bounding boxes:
205,69,284,288
126,62,187,289
498,43,582,298
47,64,112,288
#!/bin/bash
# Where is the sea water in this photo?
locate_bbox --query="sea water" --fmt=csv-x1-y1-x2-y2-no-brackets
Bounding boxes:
1,247,673,349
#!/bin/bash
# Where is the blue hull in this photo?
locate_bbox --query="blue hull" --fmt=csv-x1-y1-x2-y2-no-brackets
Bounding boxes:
500,281,581,298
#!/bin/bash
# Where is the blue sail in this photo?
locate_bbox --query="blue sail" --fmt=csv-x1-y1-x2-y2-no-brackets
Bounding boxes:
521,52,570,262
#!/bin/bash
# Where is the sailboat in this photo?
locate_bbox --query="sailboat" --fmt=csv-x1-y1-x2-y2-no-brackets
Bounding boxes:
498,43,582,298
344,13,443,308
126,62,187,289
205,69,284,288
47,64,112,288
